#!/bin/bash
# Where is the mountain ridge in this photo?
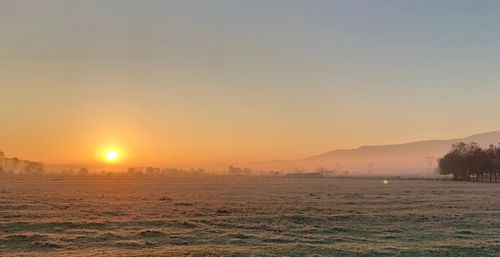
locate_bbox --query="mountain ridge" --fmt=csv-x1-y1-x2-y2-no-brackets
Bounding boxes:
250,130,500,175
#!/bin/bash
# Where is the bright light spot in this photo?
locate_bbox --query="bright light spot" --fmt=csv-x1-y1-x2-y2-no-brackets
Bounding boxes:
383,179,389,185
106,150,118,162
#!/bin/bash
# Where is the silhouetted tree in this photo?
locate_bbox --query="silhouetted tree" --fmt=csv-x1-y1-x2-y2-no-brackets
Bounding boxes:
78,168,89,176
145,167,160,175
228,165,242,175
22,161,44,175
127,167,143,176
439,142,499,182
487,144,500,182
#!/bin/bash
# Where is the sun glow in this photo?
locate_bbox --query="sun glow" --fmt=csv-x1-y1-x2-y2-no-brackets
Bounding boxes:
105,149,119,163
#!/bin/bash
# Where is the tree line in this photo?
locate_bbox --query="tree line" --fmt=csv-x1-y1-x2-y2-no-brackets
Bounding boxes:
438,142,500,182
0,151,45,175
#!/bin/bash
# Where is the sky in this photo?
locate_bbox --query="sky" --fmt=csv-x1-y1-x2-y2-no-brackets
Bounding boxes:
1,0,500,169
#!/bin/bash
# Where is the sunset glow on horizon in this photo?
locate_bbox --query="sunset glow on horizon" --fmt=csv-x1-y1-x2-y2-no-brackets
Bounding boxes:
2,1,500,170
2,2,500,256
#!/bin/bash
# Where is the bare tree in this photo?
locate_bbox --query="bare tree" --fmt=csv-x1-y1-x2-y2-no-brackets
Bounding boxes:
425,155,435,175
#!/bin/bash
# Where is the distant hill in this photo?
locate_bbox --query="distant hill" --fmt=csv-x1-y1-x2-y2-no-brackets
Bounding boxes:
251,130,500,176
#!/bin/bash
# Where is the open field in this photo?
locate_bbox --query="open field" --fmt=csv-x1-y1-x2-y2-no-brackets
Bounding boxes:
1,176,499,256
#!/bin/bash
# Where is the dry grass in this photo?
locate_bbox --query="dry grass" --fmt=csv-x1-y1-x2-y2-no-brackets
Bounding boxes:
1,176,499,256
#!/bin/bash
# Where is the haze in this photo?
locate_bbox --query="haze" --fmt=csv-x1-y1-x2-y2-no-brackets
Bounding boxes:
2,0,500,169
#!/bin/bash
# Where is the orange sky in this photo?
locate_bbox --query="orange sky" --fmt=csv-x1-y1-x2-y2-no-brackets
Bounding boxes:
2,1,500,170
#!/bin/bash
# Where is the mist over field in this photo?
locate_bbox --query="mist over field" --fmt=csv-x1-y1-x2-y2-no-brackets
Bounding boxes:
3,131,500,256
3,0,500,256
252,131,500,176
1,176,500,257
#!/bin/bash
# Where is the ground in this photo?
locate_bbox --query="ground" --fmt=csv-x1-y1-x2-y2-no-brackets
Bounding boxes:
0,176,499,256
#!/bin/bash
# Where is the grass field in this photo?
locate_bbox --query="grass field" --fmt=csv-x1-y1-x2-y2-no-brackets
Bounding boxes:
1,176,499,256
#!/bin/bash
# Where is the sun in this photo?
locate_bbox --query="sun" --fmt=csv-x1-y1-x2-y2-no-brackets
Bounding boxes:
105,150,118,162
97,146,125,164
